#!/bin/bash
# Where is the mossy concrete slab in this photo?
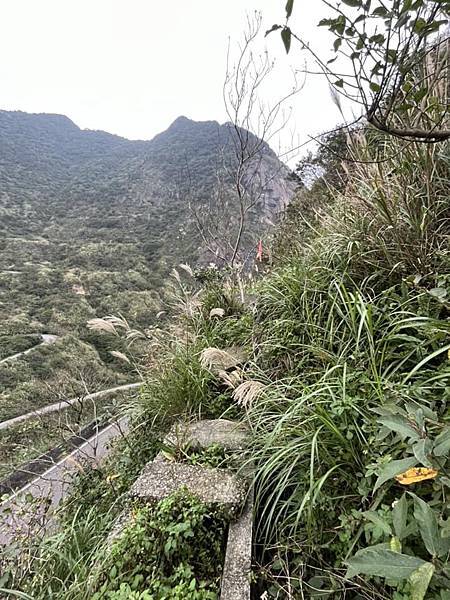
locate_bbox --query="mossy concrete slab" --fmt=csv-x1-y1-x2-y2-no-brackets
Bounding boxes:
220,494,253,600
164,419,248,451
129,461,247,515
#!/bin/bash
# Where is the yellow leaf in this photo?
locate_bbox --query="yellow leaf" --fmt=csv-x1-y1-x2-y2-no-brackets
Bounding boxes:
395,467,438,485
390,536,402,552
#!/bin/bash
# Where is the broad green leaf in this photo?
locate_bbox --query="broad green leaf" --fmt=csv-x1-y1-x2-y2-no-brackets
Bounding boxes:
362,511,392,535
306,576,333,598
393,494,408,540
434,427,450,457
318,18,335,27
281,27,291,54
374,457,417,491
405,402,437,422
409,562,435,600
372,6,389,16
342,0,362,6
378,415,420,440
411,493,450,558
346,547,426,580
285,0,294,19
334,16,346,35
429,287,447,299
413,438,433,467
370,82,381,93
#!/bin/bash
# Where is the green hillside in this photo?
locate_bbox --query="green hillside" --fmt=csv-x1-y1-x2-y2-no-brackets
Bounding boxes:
1,1,449,596
0,111,293,334
0,110,294,427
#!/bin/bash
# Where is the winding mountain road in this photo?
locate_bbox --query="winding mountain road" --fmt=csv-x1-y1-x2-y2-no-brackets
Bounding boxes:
0,333,58,365
0,382,142,430
0,416,130,545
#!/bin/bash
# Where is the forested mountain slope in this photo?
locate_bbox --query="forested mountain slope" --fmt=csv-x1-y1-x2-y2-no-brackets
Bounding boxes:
0,110,294,336
0,110,294,421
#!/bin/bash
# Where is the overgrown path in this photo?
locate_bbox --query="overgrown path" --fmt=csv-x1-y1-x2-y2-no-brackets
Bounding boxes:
0,333,58,364
0,382,142,430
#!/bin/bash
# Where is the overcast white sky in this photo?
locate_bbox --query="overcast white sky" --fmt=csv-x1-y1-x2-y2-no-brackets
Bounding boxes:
0,1,349,161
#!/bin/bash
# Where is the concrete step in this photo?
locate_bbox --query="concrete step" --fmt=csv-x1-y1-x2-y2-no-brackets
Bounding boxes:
164,418,249,452
130,461,247,516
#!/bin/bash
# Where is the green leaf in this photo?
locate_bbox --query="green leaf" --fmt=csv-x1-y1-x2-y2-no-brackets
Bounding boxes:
393,494,409,541
356,35,366,50
362,511,392,535
400,0,413,12
370,82,381,93
413,439,433,467
342,0,362,6
306,576,333,598
409,562,435,600
390,536,402,552
378,415,420,441
372,6,389,16
318,18,335,27
413,87,428,103
433,427,450,457
413,17,428,34
369,33,385,45
346,547,427,580
334,38,342,51
386,49,398,63
429,287,447,299
411,493,450,558
374,457,417,491
334,16,346,35
281,27,291,54
403,343,450,384
285,0,294,19
334,79,345,88
265,24,282,37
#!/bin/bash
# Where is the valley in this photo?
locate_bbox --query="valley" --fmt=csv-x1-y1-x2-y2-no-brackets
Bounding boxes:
0,109,294,480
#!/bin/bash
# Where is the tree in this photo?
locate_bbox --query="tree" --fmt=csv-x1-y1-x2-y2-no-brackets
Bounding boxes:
269,0,450,142
188,12,300,269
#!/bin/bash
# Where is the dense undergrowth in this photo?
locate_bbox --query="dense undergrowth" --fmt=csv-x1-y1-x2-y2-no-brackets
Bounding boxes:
1,132,449,599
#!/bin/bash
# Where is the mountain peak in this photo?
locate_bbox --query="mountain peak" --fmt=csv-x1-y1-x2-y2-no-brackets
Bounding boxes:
168,115,194,129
